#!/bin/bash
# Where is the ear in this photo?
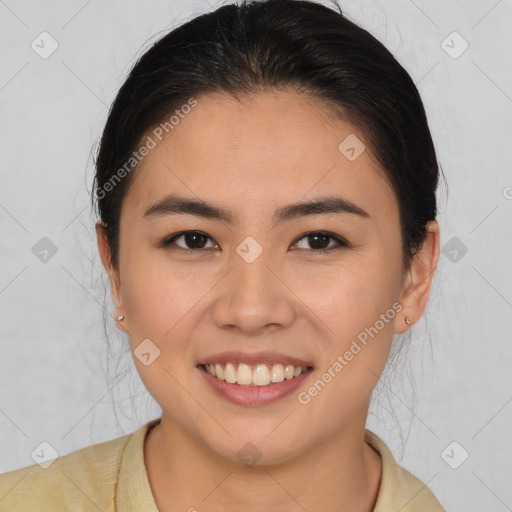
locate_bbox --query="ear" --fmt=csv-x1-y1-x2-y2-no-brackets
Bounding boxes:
96,221,127,333
395,220,440,334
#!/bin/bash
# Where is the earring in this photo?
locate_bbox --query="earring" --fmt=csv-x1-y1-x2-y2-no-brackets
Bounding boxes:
405,316,411,325
116,314,125,321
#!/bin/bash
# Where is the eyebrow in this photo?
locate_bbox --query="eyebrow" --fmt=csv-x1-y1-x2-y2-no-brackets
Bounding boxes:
143,193,370,225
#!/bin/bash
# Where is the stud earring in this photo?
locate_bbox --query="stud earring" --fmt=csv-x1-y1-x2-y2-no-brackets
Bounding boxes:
116,314,125,321
405,316,411,325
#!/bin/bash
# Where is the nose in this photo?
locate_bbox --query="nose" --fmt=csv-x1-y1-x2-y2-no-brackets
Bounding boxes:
210,247,296,336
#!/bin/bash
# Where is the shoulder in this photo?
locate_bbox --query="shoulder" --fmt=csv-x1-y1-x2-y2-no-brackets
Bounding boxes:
393,461,445,511
0,429,132,512
364,429,445,512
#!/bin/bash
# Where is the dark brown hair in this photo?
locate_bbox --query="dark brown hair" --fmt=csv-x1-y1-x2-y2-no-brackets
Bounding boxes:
93,0,443,272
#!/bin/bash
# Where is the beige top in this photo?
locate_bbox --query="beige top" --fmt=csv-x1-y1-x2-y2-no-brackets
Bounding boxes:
0,417,444,511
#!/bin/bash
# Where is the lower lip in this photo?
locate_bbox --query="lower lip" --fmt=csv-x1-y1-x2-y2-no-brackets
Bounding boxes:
197,365,314,407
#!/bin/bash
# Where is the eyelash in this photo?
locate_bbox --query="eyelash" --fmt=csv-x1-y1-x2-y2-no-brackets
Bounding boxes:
161,230,349,255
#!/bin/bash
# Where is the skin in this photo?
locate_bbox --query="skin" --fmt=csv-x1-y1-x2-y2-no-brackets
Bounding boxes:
96,90,440,512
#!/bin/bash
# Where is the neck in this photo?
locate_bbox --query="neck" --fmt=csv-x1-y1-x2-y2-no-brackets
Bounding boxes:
144,414,382,512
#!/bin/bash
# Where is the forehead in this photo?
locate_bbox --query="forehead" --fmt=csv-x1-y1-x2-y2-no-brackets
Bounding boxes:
122,90,397,222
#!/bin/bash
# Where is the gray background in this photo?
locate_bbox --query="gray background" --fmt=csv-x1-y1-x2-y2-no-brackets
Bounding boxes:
1,0,511,510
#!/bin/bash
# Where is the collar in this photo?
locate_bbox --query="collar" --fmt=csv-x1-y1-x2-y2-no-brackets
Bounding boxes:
364,429,442,511
116,418,439,511
116,417,161,511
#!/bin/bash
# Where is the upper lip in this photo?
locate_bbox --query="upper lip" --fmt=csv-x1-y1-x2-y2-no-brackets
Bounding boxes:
198,350,314,368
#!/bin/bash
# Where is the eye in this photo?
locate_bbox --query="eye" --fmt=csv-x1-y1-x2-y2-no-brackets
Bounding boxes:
162,231,219,253
292,231,348,254
161,230,348,255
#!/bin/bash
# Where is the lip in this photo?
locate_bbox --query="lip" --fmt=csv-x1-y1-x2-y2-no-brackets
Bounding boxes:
197,364,314,407
197,350,314,368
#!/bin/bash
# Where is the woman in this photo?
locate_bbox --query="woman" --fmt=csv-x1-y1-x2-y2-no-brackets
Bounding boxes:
0,0,445,510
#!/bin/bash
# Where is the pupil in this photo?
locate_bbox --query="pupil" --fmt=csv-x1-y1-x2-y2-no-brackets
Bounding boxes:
309,233,328,249
187,232,207,249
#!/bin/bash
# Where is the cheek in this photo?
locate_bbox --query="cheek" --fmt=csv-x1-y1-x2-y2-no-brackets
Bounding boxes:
295,264,401,427
119,249,196,345
306,254,402,370
306,253,402,321
118,254,203,408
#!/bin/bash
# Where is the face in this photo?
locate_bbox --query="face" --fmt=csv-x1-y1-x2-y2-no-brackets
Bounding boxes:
97,90,439,465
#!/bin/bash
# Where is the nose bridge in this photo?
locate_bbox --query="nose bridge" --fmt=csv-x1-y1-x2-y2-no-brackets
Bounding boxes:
232,234,275,301
211,234,295,333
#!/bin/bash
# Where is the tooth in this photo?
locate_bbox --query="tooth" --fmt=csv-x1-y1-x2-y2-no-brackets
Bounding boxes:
207,361,309,385
270,364,285,383
284,365,294,380
214,363,224,380
225,362,237,383
253,364,271,386
236,363,253,385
